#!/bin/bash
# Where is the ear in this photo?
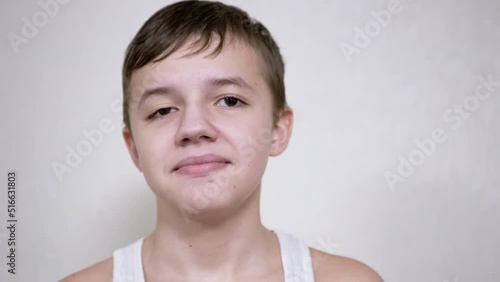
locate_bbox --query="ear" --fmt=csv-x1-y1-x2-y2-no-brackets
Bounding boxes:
269,106,294,157
122,127,143,172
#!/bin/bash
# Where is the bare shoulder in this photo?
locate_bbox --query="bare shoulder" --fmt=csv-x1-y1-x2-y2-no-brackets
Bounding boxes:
59,257,113,282
310,248,383,282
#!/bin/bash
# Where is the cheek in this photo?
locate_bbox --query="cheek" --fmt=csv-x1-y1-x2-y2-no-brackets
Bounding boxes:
135,134,170,177
231,126,273,175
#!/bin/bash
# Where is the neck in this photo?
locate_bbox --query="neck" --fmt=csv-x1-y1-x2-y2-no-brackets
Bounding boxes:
141,185,281,280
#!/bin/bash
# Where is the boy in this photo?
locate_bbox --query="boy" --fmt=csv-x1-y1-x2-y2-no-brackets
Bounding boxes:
62,1,382,281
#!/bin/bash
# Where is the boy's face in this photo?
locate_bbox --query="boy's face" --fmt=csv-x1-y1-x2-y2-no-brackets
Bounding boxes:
123,37,293,217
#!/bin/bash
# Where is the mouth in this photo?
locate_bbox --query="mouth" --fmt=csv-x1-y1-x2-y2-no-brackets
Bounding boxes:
173,154,230,176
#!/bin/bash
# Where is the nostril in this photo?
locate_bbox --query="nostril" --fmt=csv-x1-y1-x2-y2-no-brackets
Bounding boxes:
175,120,218,145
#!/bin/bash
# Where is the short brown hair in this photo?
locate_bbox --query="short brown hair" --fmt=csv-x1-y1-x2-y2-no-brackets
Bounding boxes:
122,0,286,131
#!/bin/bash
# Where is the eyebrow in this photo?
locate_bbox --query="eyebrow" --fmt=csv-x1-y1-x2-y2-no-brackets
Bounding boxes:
137,76,254,108
205,76,254,92
138,86,173,108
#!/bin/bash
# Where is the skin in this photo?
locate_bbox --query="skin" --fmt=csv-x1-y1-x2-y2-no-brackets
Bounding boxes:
61,37,383,282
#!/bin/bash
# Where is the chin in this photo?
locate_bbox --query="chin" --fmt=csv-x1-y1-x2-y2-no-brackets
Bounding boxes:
151,172,261,221
176,198,239,223
177,183,257,222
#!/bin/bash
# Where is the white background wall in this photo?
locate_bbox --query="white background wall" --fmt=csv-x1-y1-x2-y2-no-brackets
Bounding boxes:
1,0,499,281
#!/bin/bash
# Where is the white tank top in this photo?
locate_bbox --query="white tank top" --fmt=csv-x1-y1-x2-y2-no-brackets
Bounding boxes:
112,230,315,282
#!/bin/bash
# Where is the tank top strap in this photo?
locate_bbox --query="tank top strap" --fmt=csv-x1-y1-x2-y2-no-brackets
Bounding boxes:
112,237,145,282
274,230,315,282
112,232,315,282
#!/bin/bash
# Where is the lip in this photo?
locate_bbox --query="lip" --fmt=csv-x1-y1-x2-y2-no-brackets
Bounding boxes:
173,154,230,176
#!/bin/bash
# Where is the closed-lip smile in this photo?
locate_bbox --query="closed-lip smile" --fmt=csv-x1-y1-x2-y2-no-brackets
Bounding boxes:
173,154,230,175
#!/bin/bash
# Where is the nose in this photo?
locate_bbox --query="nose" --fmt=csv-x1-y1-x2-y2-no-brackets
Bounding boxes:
174,104,218,146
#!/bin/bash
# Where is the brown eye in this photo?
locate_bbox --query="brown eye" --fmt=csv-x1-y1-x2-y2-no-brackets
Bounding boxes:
149,107,177,119
157,108,172,115
217,96,244,107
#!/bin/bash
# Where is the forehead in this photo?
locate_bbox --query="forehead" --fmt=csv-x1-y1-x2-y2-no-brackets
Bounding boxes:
128,37,268,103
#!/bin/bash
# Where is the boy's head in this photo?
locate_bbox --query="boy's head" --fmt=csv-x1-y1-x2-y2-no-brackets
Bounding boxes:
122,0,287,133
121,0,293,217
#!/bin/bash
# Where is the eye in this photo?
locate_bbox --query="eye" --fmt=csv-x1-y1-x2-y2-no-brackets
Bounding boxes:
149,107,177,119
216,96,245,107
